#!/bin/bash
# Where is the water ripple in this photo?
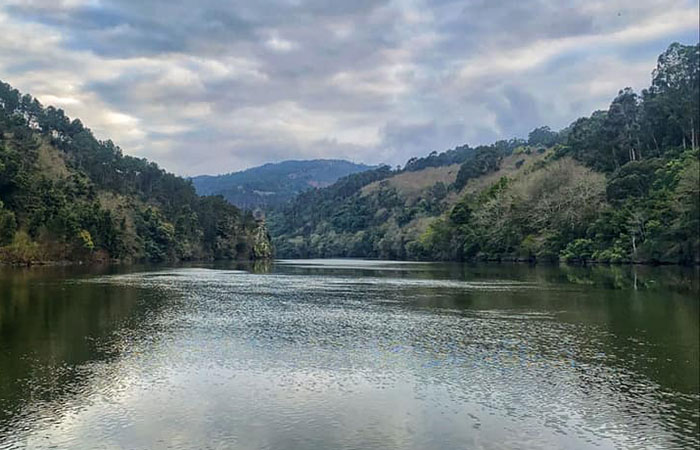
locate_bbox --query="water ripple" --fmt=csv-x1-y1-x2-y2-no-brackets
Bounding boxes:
3,265,698,450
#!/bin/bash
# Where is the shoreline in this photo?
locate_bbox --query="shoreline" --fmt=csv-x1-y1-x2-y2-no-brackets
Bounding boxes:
2,256,697,268
0,257,272,268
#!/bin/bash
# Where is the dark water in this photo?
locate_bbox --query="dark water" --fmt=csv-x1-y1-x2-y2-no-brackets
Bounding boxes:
0,260,698,449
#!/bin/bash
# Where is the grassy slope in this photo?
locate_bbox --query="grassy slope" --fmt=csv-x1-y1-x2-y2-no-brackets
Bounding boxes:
459,148,550,195
361,164,461,199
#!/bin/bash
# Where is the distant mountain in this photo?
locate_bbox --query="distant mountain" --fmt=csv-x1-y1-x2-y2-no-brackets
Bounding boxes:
191,159,375,209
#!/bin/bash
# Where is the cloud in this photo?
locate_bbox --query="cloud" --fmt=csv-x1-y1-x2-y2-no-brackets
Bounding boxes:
380,120,469,163
0,0,697,175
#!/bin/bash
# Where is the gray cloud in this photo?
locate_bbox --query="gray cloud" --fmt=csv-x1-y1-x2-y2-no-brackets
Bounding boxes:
380,120,469,162
0,0,697,175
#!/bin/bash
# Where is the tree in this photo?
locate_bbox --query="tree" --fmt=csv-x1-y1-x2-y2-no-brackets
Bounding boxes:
645,43,700,151
605,88,642,165
0,200,16,245
454,146,503,189
528,126,559,147
0,78,270,264
567,111,608,170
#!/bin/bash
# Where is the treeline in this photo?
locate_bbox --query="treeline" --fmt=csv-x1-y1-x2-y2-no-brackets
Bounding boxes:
0,82,272,264
269,42,699,265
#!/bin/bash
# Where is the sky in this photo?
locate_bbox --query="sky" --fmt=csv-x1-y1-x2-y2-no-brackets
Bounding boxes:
0,0,698,176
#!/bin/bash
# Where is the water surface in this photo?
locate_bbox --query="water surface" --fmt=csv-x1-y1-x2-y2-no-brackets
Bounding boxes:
0,261,698,449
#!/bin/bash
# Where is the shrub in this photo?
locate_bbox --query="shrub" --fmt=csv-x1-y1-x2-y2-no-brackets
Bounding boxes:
560,238,594,263
0,206,16,245
0,231,41,264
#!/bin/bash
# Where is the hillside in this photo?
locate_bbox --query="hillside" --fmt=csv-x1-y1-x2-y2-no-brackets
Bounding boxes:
192,159,374,209
0,82,272,264
268,42,700,265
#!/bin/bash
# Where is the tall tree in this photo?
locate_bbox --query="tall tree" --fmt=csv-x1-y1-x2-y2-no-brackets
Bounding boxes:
605,88,641,165
643,43,700,150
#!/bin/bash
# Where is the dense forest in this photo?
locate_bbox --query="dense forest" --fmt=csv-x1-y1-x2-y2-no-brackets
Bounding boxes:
191,159,374,209
269,43,700,265
0,83,272,264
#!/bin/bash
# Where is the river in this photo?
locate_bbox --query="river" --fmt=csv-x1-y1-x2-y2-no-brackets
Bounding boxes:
0,260,698,449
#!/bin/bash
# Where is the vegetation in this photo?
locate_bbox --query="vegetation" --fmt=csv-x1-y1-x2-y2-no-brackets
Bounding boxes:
191,159,374,209
0,82,270,264
269,43,699,265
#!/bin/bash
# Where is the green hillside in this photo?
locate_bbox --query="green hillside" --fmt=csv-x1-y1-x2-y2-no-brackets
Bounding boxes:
0,83,272,264
269,42,700,265
191,159,374,209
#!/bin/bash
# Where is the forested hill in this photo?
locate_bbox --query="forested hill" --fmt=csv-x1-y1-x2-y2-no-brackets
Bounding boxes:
269,42,700,265
0,83,272,264
191,159,374,209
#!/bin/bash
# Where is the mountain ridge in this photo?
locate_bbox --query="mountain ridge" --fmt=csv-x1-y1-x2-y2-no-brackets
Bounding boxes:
191,159,375,209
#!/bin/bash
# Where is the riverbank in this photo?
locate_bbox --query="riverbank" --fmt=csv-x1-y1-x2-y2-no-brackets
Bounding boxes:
3,252,698,268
